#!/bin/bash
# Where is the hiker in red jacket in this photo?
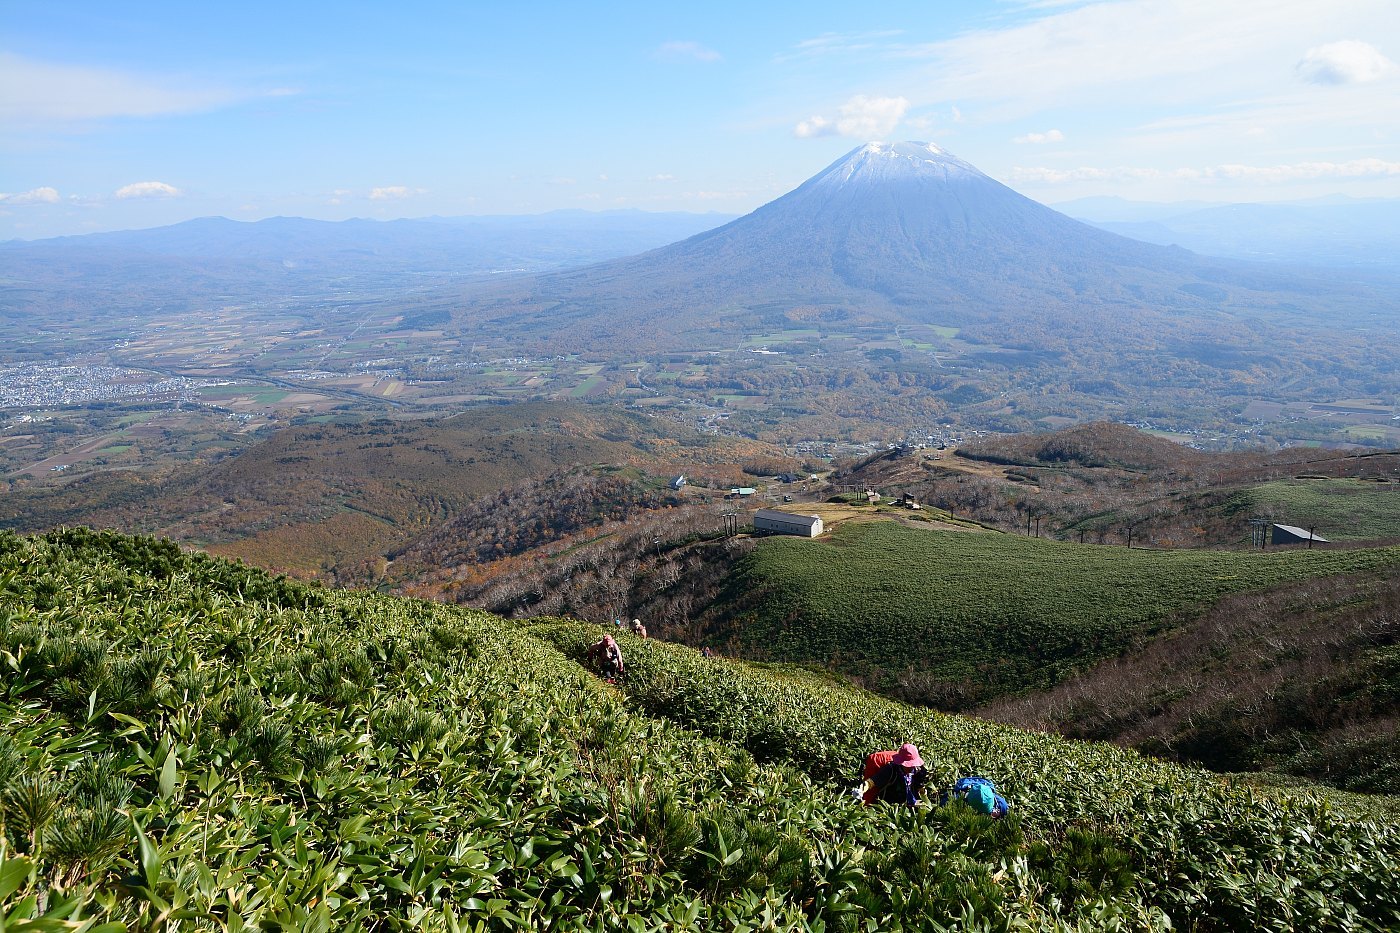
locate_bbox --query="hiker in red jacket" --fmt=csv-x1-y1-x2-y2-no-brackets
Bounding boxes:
856,743,930,806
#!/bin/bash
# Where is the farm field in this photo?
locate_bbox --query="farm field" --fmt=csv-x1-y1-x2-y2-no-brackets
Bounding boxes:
714,521,1400,704
4,527,1399,930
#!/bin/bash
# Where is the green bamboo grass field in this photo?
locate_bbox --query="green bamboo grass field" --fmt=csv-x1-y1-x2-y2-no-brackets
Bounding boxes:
3,528,1399,930
1240,478,1400,541
718,522,1400,700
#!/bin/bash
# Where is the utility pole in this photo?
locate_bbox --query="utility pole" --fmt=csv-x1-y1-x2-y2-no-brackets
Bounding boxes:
1248,518,1269,549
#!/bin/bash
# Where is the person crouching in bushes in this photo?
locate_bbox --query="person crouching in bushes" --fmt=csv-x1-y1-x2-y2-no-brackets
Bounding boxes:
587,634,625,683
855,743,930,807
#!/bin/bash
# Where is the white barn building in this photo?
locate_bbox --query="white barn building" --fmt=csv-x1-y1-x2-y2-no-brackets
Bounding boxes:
753,509,824,538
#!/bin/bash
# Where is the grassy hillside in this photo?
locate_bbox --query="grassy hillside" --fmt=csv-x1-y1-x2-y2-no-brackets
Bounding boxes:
707,522,1400,706
861,424,1400,549
1239,477,1400,541
3,528,1398,930
977,567,1400,792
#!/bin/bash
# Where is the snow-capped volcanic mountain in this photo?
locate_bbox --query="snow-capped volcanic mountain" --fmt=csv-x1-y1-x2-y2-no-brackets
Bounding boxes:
473,141,1238,348
690,140,1197,300
466,141,1394,357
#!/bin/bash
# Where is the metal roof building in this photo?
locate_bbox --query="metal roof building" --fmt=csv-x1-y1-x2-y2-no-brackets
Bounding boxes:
753,509,824,538
1271,523,1328,546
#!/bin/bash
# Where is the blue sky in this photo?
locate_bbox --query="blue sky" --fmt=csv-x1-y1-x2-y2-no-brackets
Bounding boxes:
3,0,1398,238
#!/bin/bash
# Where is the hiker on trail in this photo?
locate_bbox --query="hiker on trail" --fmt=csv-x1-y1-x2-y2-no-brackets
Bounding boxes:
855,743,930,807
701,646,713,659
943,776,1011,819
631,618,648,639
587,634,625,682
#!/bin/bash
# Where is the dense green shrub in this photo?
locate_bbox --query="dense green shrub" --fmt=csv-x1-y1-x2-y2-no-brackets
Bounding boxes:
1,529,1397,931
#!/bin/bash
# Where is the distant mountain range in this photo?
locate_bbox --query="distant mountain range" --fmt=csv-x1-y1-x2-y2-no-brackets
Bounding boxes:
465,142,1398,351
1058,197,1400,269
6,144,1398,423
0,210,735,318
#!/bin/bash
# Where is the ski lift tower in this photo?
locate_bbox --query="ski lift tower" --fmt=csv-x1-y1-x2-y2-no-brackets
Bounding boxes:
1248,518,1270,548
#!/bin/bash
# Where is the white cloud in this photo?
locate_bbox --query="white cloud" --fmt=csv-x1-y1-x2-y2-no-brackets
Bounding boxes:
369,186,426,200
784,30,906,60
1210,158,1400,182
1011,157,1400,184
0,187,61,205
654,41,722,63
115,181,181,199
899,0,1400,119
1013,129,1065,144
794,94,910,139
0,52,237,123
649,174,677,182
1010,166,1162,184
1296,40,1396,85
794,115,836,138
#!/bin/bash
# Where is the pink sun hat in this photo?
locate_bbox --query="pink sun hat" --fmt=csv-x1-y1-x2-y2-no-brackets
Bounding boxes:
892,743,923,768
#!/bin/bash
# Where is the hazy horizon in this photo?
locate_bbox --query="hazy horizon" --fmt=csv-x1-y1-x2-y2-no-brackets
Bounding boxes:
3,0,1397,240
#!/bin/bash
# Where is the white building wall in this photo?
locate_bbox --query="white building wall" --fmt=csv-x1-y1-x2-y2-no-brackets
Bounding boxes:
753,509,823,537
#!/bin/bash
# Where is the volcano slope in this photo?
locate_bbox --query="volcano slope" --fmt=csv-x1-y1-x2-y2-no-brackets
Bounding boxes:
460,142,1398,383
4,527,1400,930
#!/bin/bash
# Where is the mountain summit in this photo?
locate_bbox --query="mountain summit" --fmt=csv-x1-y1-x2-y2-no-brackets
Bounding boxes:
718,140,1186,287
472,142,1375,352
804,141,987,188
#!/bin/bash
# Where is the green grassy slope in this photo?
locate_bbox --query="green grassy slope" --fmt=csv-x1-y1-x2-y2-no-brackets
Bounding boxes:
3,528,1399,930
708,522,1400,706
975,568,1400,793
1240,478,1400,541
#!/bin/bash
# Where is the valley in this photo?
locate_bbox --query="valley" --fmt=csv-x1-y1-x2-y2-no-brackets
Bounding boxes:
7,144,1400,500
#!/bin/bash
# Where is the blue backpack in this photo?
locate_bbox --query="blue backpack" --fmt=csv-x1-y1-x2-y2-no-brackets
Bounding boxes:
951,776,1009,817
